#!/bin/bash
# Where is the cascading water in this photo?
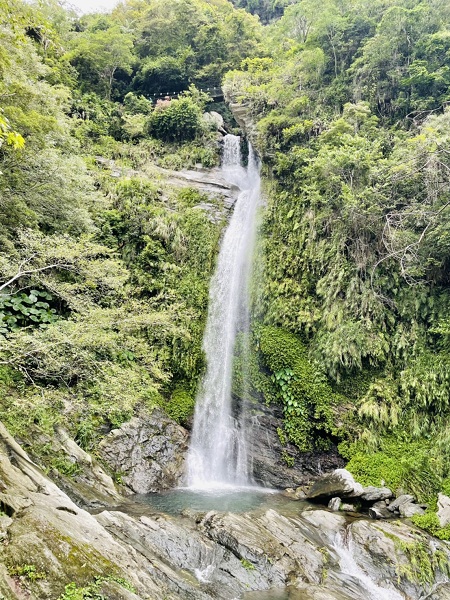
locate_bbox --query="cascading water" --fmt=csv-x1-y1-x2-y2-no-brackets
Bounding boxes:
332,533,404,600
186,134,261,488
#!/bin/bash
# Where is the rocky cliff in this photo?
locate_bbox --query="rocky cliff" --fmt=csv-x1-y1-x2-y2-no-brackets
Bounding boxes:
1,418,449,600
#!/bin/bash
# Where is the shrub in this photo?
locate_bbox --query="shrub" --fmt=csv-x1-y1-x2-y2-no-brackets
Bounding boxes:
257,326,342,451
344,437,442,501
146,97,202,142
162,386,195,426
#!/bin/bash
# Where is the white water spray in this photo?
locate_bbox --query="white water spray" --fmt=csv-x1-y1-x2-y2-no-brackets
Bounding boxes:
186,135,261,488
333,534,405,600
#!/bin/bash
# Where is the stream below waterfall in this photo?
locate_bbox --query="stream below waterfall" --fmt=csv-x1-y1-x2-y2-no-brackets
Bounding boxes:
111,490,415,600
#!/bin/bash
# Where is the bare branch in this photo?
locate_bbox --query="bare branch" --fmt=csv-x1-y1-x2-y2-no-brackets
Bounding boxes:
0,262,73,294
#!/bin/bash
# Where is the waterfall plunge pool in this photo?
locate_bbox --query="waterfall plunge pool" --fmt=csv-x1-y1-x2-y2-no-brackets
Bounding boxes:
131,486,311,516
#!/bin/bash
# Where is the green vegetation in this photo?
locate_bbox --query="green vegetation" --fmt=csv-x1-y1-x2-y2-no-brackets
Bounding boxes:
0,0,254,474
57,576,135,600
381,531,450,585
412,511,450,542
8,565,46,582
255,326,342,451
240,558,255,570
147,96,204,142
162,386,196,426
223,0,450,518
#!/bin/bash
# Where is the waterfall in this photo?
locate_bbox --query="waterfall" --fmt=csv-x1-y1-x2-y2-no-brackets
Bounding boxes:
186,134,261,488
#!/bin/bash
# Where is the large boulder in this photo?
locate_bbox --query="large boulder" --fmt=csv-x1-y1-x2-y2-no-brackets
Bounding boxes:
202,111,226,133
307,469,363,500
328,497,341,511
387,493,425,517
360,486,393,502
98,409,188,494
400,502,425,518
387,493,416,513
369,505,391,519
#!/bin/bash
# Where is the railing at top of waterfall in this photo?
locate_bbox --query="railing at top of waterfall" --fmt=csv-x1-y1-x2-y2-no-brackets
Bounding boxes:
148,86,224,101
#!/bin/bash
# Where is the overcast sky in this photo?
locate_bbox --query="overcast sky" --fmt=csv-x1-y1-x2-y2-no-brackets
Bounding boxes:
66,0,120,14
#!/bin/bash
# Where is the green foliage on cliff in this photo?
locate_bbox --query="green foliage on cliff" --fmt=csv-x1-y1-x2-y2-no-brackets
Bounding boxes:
147,97,203,142
3,0,450,534
161,387,195,426
0,0,242,468
257,326,341,451
224,0,450,506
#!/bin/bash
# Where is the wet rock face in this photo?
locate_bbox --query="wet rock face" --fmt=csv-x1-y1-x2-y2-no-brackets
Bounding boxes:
360,486,393,502
98,409,188,494
426,584,450,599
96,505,450,600
0,421,170,600
246,401,345,489
387,494,425,518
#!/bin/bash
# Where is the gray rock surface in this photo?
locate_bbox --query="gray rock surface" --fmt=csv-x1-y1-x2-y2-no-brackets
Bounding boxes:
307,469,363,500
53,426,122,506
388,494,416,513
360,486,393,502
328,497,341,511
228,102,258,144
369,500,391,519
1,417,450,600
368,506,390,519
387,493,425,517
0,421,171,600
425,584,450,599
437,493,450,527
203,111,226,134
283,487,307,499
98,409,188,494
400,502,425,517
348,518,450,599
157,164,239,209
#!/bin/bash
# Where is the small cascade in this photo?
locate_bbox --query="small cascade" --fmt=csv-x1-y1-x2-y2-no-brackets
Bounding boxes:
186,134,261,488
332,533,404,600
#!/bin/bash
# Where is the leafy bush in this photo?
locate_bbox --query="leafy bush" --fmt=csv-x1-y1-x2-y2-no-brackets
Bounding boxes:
50,455,82,478
344,437,443,501
412,511,450,541
146,98,203,142
257,326,343,451
162,386,195,426
0,290,58,333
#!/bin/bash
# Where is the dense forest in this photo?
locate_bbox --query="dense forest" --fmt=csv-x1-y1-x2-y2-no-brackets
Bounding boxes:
2,0,450,546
